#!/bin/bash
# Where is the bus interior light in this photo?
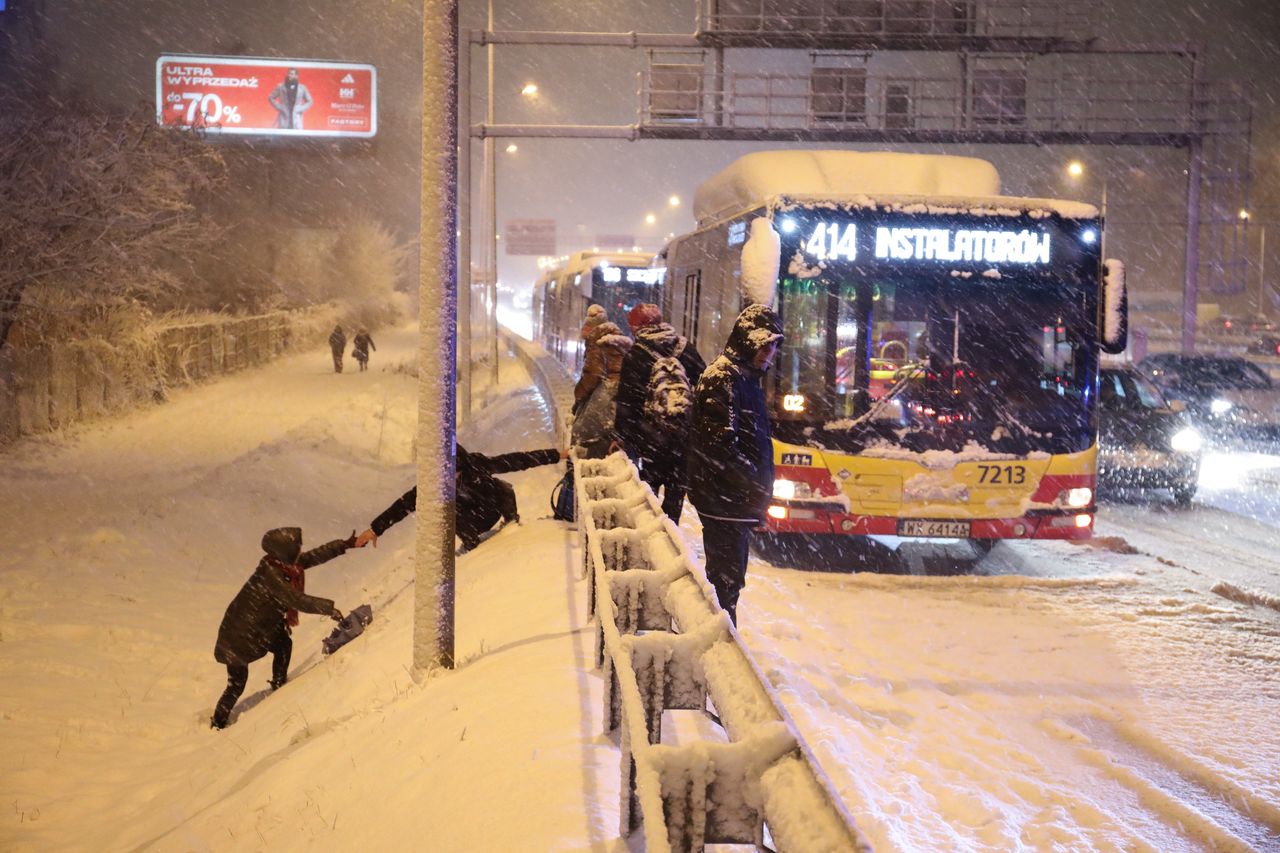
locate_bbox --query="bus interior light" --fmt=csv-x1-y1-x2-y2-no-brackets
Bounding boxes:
1081,228,1098,244
780,217,798,233
767,505,789,520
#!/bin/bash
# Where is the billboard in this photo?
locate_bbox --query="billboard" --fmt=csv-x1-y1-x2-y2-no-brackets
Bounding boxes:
156,55,377,138
505,219,557,256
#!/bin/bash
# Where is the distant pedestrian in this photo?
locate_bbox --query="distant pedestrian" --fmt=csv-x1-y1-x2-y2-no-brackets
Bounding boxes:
572,308,632,458
329,325,346,373
352,329,376,372
612,303,706,521
687,304,782,625
211,526,356,729
355,444,567,553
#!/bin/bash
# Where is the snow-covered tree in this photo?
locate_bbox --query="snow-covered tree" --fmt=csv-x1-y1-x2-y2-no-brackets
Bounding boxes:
0,102,226,351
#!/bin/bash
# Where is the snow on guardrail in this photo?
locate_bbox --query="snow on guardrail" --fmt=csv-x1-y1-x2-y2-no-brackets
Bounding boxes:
575,450,872,853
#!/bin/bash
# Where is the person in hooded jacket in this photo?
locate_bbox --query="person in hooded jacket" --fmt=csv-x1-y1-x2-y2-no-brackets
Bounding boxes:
687,304,783,625
612,303,706,521
571,308,633,458
211,527,356,728
354,444,567,552
328,325,347,374
351,329,376,372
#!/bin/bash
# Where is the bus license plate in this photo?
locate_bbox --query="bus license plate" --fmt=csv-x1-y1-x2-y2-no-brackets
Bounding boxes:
898,519,971,538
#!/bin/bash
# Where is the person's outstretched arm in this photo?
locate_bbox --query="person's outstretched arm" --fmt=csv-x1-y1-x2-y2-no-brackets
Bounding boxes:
357,486,418,547
298,532,358,569
482,449,562,474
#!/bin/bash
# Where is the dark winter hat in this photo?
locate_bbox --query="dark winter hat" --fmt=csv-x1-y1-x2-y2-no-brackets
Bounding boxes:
725,304,783,361
262,527,303,563
627,303,663,331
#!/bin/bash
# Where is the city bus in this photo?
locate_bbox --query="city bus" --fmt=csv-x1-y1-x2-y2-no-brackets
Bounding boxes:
532,250,662,375
662,150,1126,545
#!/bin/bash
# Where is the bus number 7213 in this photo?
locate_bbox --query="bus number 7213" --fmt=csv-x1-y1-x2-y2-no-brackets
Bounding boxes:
977,464,1027,485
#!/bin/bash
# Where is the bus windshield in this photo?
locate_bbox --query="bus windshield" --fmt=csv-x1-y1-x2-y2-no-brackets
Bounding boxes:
775,272,1095,456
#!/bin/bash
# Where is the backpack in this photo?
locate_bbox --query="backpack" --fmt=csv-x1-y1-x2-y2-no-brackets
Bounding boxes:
550,464,575,522
643,355,694,446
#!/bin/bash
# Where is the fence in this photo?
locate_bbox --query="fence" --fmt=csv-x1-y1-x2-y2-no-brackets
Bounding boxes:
0,306,347,446
576,451,872,852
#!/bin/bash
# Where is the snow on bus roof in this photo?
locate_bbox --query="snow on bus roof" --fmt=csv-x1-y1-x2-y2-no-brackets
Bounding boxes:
532,250,654,289
694,150,1097,224
777,193,1099,221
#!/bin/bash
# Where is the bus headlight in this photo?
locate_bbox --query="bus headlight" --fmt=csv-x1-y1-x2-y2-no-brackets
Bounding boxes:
1169,427,1203,453
1060,487,1093,508
772,479,814,500
1210,398,1234,415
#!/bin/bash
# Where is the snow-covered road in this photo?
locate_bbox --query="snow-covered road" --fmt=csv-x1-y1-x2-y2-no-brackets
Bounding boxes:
714,456,1280,850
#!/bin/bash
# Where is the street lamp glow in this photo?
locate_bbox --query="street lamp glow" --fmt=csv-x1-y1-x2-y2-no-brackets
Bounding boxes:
520,82,538,97
1239,209,1251,221
505,143,518,154
645,213,657,225
668,195,681,207
1067,161,1084,178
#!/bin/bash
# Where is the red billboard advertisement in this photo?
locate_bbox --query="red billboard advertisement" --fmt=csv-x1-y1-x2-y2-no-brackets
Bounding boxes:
156,55,377,138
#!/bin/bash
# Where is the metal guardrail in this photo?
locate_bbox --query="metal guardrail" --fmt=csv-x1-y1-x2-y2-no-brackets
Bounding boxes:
575,450,872,853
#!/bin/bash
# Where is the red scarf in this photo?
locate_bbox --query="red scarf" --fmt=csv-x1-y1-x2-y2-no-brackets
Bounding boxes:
268,556,306,627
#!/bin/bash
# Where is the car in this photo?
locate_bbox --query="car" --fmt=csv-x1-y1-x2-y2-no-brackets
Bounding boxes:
1247,333,1280,357
1098,365,1202,505
1138,354,1280,446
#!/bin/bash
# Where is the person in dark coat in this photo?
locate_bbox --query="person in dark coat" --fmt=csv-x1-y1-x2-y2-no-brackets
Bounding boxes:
687,304,783,625
211,527,355,728
352,329,376,372
572,316,632,459
612,303,706,521
354,444,567,552
328,325,347,374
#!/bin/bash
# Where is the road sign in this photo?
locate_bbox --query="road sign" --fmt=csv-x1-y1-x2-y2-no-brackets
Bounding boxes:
505,219,557,256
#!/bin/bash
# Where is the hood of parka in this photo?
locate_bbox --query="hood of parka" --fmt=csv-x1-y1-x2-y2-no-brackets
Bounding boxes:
723,304,783,363
261,527,302,563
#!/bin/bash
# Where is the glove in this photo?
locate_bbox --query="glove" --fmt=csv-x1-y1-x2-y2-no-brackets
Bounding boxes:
343,530,358,549
330,607,344,622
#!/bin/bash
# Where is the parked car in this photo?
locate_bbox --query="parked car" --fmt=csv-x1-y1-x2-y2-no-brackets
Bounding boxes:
1246,333,1280,357
1098,365,1202,505
1138,354,1280,446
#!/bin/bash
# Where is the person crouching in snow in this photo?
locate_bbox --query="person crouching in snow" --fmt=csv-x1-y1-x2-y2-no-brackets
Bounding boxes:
355,444,567,553
211,526,355,729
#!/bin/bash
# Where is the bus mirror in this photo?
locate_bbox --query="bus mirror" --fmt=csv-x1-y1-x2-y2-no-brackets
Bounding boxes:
742,218,781,306
1101,258,1128,355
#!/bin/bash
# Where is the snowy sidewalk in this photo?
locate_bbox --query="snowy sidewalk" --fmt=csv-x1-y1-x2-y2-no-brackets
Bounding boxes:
0,323,625,851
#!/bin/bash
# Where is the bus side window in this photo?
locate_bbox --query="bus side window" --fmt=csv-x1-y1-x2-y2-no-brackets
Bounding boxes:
683,271,701,345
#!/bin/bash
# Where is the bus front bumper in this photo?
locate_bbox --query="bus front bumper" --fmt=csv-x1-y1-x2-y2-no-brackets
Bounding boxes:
763,503,1094,540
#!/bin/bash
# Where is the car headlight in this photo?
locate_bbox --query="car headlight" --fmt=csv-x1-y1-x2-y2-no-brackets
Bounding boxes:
1169,426,1203,453
1059,487,1093,508
1210,398,1234,415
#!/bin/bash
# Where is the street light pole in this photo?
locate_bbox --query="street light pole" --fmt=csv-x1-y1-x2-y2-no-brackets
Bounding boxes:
415,0,459,672
485,0,500,388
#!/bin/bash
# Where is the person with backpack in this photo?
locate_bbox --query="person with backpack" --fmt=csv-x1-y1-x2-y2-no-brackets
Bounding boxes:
571,308,632,459
328,324,347,374
354,444,568,553
612,303,706,522
687,304,783,626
